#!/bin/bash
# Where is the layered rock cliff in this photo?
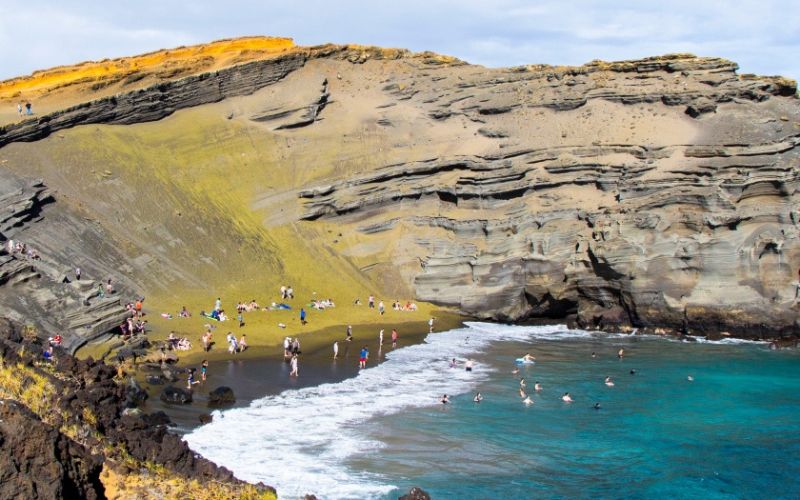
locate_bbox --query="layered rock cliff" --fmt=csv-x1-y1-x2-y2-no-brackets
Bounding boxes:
0,38,798,342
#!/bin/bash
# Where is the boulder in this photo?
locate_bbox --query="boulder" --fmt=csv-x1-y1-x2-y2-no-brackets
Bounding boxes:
125,377,149,407
159,386,193,405
199,413,213,424
208,386,236,406
399,487,431,500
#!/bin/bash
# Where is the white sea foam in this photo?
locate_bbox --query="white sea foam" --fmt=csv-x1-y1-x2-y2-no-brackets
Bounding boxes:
184,322,587,499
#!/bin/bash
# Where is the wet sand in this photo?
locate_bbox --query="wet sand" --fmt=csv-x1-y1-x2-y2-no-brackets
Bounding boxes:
142,312,465,430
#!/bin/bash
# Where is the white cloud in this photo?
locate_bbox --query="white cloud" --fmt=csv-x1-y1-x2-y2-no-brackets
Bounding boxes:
0,0,797,81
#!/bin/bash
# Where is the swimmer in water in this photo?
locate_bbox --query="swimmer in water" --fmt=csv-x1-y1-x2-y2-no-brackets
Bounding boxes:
630,369,636,375
441,394,450,404
591,351,596,358
521,352,536,362
534,382,542,392
519,378,526,389
465,359,474,372
523,396,534,405
519,388,527,398
511,368,520,375
618,348,625,359
473,392,483,403
594,402,601,410
687,375,694,382
449,358,457,368
605,376,615,387
562,392,573,403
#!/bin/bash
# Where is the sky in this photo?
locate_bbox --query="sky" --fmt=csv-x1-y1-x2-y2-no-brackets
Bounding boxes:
1,0,798,81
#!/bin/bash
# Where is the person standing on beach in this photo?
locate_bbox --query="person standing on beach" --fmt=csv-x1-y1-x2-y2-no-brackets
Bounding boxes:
368,295,375,308
280,285,286,299
378,301,385,315
359,345,369,368
300,308,306,325
201,360,208,381
215,297,222,311
238,311,244,328
379,329,384,345
75,267,81,281
289,354,299,377
333,340,339,359
17,103,22,116
391,329,398,347
428,317,435,333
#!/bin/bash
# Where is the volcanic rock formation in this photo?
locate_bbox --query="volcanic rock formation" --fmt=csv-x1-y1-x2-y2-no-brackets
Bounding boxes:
0,37,798,341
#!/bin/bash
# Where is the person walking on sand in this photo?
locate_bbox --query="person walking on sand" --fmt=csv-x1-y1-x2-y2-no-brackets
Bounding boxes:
333,340,339,359
428,317,435,333
368,295,375,308
25,102,32,115
378,301,385,315
201,360,208,381
391,328,398,347
17,103,22,116
300,308,306,325
359,345,369,368
289,354,299,377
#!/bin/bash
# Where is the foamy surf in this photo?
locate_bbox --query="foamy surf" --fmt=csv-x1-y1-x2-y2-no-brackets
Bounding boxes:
184,322,590,499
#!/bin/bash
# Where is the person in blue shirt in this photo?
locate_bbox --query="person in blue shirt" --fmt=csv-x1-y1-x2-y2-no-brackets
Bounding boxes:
359,345,369,368
300,308,306,325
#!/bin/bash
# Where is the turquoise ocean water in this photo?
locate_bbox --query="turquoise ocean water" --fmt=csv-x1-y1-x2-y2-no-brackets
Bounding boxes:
186,323,800,499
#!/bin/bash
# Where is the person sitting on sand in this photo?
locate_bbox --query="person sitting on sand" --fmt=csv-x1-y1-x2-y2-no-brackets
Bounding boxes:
179,306,191,318
605,376,615,387
562,392,573,403
473,392,483,403
521,353,535,362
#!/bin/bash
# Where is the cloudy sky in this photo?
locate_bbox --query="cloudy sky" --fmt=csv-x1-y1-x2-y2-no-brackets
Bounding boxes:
1,0,798,81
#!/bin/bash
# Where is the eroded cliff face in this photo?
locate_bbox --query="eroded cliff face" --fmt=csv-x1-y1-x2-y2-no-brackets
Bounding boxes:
0,39,798,340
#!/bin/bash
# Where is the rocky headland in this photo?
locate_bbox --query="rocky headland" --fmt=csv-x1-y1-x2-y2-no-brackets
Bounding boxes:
0,37,797,345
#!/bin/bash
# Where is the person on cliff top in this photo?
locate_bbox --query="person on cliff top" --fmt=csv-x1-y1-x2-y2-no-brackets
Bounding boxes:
75,267,81,281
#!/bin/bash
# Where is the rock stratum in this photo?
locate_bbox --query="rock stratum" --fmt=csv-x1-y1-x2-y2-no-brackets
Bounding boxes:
0,36,798,342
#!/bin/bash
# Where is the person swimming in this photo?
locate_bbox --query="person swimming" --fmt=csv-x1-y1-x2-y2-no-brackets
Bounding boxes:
519,388,527,398
562,392,573,403
523,396,534,405
511,368,520,375
630,369,636,375
534,382,542,392
473,392,483,403
441,394,450,404
618,348,625,359
687,375,694,382
605,376,615,387
591,351,597,358
465,359,474,372
519,378,526,388
594,402,601,410
449,358,457,368
521,352,535,362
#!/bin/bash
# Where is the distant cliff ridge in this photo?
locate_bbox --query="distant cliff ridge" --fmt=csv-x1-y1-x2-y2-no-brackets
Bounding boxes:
0,37,798,343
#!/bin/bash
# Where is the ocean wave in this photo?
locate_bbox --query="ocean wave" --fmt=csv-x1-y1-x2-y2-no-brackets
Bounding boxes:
184,323,570,499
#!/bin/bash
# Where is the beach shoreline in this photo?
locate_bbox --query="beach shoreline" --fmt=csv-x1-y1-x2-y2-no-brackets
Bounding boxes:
139,310,467,430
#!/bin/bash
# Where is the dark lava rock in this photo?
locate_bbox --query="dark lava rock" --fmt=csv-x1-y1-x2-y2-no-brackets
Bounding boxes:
199,413,213,424
208,386,236,406
160,386,193,405
0,400,104,500
146,374,164,385
125,377,149,407
399,487,431,500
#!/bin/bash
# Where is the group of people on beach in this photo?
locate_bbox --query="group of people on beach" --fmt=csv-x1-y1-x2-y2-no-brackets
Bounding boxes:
4,239,41,260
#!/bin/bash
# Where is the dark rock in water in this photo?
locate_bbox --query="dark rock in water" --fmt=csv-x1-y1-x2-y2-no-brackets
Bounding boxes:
399,487,431,500
138,362,162,372
125,377,149,407
208,386,236,406
143,411,171,427
0,399,104,500
160,386,193,405
199,413,213,424
146,374,164,385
